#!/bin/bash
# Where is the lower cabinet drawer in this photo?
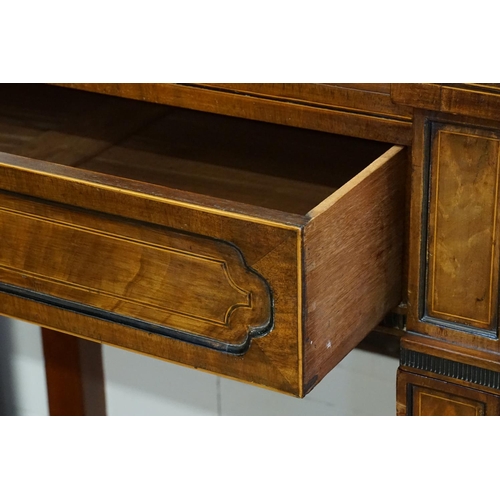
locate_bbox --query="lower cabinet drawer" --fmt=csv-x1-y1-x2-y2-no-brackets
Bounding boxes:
0,84,406,396
397,371,500,416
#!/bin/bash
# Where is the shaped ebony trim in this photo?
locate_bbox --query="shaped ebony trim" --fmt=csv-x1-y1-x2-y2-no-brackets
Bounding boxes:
0,281,273,355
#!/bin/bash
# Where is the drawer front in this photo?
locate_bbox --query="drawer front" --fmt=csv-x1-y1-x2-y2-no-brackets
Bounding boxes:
0,155,304,395
397,370,500,416
0,143,406,396
0,191,274,353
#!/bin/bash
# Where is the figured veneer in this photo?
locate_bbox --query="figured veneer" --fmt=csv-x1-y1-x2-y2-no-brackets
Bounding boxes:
397,369,500,416
426,124,500,333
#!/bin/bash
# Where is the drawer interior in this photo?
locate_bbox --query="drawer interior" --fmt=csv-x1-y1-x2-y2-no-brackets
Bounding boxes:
0,84,391,214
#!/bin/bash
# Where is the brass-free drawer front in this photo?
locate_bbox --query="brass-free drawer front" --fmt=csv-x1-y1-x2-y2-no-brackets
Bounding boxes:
0,192,272,354
0,84,406,396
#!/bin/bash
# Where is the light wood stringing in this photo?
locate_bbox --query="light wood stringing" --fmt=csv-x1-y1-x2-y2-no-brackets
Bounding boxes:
415,388,484,416
427,125,500,331
397,369,500,416
0,191,272,350
407,111,500,354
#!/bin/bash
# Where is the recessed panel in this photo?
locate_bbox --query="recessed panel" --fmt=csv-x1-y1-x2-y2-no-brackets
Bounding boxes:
0,192,272,353
426,123,500,334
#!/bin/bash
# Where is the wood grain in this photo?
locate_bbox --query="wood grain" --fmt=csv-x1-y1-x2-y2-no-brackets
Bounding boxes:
391,83,500,122
402,333,500,376
402,100,500,417
0,84,168,163
0,85,151,417
0,84,408,397
42,328,106,416
192,83,413,120
0,84,305,393
303,146,407,390
54,83,412,145
406,111,500,354
391,84,443,112
426,125,500,331
0,85,390,216
0,191,272,352
0,233,301,395
0,160,302,393
397,369,500,416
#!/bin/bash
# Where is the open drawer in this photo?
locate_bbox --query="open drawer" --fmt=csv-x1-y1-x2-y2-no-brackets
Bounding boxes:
0,84,406,396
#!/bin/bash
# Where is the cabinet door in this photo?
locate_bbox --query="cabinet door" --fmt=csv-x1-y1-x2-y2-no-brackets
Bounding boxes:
408,114,500,352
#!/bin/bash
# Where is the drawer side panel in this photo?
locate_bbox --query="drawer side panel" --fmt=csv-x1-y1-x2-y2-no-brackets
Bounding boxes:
303,147,406,393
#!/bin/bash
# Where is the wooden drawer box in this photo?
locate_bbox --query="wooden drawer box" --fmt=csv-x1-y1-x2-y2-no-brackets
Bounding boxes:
0,84,406,396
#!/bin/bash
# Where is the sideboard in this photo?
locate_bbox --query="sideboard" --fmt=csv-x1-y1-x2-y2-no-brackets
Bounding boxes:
1,83,499,415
